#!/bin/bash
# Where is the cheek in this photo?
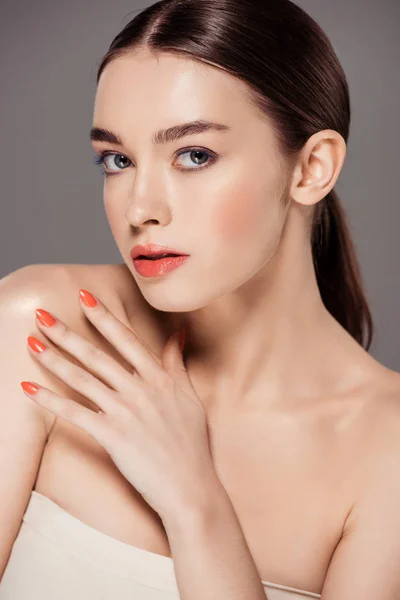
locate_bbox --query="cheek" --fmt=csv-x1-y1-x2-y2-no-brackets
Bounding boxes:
212,188,262,241
104,194,125,237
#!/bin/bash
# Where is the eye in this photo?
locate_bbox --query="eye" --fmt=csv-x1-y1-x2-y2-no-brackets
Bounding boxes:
92,147,217,176
92,152,131,175
174,147,217,171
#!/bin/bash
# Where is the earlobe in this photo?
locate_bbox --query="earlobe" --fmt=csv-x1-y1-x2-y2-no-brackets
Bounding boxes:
290,130,346,207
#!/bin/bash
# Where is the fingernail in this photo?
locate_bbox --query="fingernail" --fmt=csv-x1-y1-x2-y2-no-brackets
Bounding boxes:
36,308,56,327
27,336,46,353
21,381,39,395
79,289,97,308
179,328,186,352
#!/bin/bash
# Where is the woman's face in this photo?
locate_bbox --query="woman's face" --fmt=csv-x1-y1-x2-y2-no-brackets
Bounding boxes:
91,48,292,312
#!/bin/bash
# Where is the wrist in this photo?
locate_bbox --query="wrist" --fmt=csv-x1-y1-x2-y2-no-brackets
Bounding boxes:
161,469,230,530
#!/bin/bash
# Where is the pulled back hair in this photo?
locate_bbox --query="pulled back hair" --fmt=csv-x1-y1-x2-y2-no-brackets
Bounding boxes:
96,0,374,351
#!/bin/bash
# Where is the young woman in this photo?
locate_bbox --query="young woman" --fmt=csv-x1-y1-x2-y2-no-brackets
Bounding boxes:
1,0,399,599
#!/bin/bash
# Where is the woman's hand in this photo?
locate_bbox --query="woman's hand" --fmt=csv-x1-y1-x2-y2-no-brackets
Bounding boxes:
20,289,218,523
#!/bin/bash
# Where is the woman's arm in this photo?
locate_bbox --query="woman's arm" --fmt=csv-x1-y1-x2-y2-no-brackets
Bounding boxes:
162,471,268,600
319,412,400,600
0,266,54,580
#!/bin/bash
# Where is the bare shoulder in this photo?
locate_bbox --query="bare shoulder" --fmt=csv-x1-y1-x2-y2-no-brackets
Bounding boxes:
0,261,141,346
365,367,400,430
0,264,75,437
344,367,400,516
0,262,131,316
353,366,400,445
0,263,130,432
319,372,400,599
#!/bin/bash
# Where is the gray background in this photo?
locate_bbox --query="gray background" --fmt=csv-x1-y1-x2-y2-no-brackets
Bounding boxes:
0,0,399,368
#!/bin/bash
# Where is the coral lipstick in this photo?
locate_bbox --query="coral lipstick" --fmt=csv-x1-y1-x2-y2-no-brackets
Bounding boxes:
133,254,190,277
130,242,190,278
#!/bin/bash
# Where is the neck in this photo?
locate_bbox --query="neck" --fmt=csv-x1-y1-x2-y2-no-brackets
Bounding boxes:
166,212,376,421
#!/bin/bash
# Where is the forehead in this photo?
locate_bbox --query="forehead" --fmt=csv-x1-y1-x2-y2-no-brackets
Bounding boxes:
93,49,260,129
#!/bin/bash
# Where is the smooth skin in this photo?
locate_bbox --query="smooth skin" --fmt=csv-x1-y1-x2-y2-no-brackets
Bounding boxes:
25,292,216,522
1,47,400,598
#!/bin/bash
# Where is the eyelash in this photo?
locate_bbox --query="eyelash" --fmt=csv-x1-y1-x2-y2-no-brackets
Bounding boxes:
92,147,217,176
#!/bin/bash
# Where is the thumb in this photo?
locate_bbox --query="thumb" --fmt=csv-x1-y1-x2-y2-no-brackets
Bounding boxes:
161,328,193,394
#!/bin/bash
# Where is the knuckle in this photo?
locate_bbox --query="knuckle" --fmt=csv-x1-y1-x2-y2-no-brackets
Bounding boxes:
83,343,105,367
73,368,92,384
112,409,136,435
49,355,66,376
57,323,72,343
122,332,140,348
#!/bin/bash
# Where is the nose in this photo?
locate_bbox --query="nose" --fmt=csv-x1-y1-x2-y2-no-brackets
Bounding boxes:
125,188,172,229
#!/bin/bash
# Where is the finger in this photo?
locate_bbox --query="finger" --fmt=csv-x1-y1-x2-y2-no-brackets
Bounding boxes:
21,381,112,448
27,335,118,414
35,309,133,391
78,289,166,383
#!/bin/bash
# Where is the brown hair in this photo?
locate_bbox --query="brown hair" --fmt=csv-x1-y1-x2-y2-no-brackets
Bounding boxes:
95,0,374,350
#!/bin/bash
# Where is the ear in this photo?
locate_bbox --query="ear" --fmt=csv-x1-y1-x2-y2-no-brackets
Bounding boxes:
289,130,347,207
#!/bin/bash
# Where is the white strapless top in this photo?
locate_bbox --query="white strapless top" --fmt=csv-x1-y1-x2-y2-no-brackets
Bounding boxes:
0,491,321,599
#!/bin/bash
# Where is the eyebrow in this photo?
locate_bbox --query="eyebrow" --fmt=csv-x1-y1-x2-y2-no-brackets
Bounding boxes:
89,119,231,147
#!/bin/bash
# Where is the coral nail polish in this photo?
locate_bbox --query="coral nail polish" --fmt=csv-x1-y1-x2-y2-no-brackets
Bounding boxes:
79,289,97,307
36,309,56,327
21,381,39,395
28,336,46,353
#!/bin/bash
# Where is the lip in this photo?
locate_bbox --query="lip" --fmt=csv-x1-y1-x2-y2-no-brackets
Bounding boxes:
130,243,189,259
132,254,190,278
